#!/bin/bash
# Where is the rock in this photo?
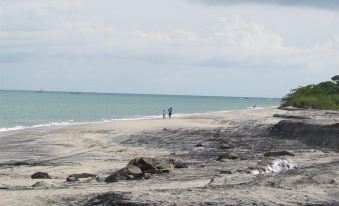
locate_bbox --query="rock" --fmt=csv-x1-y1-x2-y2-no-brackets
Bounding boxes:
66,176,79,182
95,176,105,182
31,172,51,179
105,165,143,183
220,170,232,174
195,142,203,147
217,153,239,162
127,157,158,174
155,161,175,173
32,181,51,188
69,173,96,179
218,143,233,149
169,159,188,168
264,151,295,157
143,173,151,180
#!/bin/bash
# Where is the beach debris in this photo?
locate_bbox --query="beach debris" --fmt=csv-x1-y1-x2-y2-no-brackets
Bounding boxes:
217,153,239,162
31,172,51,179
218,143,233,149
105,165,143,183
264,151,295,157
255,158,297,174
32,181,52,188
195,142,203,147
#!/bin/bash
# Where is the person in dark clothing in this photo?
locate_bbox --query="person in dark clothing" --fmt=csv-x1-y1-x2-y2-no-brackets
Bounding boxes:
168,108,173,119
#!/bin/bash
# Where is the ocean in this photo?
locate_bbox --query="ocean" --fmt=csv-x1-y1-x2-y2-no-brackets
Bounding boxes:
0,90,281,132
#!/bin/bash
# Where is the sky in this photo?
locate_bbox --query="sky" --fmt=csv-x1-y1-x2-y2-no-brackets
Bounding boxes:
0,0,338,98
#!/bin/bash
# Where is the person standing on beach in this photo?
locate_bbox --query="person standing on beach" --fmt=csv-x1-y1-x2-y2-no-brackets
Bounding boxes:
168,108,172,119
163,109,166,119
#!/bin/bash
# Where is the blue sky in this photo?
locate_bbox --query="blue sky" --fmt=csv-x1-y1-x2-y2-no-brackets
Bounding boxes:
0,0,338,97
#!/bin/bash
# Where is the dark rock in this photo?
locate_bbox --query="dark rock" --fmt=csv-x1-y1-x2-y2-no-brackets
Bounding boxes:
264,151,295,157
66,176,79,182
195,142,203,147
217,153,239,162
127,157,158,174
31,172,51,179
218,143,233,149
105,165,143,183
69,173,96,179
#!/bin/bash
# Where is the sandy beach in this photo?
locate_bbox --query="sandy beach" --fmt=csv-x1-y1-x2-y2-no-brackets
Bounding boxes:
0,108,338,205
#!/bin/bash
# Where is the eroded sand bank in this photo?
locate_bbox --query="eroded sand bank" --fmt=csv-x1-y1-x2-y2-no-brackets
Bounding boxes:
0,108,338,205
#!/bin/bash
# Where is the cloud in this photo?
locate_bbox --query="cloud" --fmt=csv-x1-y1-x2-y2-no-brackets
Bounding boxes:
192,0,339,10
1,16,338,74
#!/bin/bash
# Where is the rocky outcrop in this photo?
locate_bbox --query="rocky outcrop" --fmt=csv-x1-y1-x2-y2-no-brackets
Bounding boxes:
105,157,177,183
270,120,339,150
31,172,51,179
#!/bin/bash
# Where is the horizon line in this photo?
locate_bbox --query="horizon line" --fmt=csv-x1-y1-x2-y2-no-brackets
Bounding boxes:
0,89,282,99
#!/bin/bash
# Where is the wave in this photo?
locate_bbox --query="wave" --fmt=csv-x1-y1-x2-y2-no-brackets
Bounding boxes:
0,106,278,133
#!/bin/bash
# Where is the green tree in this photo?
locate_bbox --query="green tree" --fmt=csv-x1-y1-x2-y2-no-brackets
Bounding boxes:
282,75,339,110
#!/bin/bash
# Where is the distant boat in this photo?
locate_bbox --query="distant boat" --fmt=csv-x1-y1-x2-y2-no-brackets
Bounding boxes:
38,89,44,93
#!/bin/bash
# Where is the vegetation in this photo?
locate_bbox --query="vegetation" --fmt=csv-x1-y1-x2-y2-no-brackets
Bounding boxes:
282,75,339,110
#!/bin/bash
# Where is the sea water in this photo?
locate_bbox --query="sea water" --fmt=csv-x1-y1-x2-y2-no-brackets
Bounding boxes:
0,90,281,132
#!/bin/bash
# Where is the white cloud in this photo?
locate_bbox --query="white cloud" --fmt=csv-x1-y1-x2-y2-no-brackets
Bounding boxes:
0,0,338,96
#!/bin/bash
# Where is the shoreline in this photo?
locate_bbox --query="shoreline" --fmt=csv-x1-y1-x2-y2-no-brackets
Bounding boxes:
0,106,272,133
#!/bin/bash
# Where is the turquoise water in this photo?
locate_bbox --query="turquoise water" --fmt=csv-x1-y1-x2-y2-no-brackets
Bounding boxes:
0,90,281,131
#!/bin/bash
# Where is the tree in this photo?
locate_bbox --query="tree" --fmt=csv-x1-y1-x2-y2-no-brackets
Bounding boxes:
331,75,339,82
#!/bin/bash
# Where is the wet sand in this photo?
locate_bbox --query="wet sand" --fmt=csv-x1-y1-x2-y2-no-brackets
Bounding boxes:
0,108,338,205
